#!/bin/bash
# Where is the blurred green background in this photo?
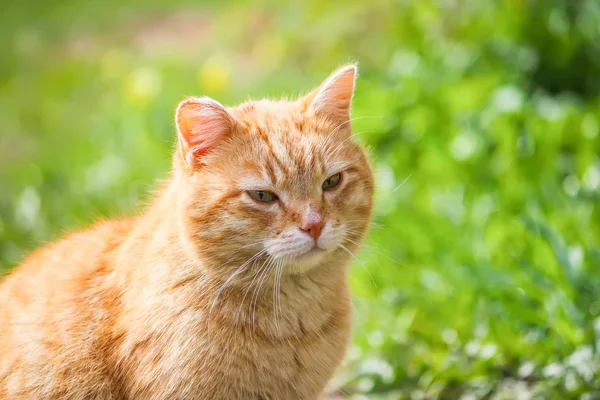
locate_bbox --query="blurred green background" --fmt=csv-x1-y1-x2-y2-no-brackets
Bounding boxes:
2,0,600,398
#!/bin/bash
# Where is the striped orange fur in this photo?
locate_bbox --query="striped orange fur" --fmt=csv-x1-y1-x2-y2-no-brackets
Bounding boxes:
0,65,374,399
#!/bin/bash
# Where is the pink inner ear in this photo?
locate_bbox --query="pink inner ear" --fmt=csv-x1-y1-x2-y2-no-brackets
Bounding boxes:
311,65,357,123
176,97,232,165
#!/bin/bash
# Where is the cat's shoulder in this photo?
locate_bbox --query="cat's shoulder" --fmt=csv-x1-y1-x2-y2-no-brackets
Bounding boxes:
1,217,136,288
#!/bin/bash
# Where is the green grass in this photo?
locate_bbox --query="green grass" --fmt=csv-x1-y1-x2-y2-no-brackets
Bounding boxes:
2,0,600,398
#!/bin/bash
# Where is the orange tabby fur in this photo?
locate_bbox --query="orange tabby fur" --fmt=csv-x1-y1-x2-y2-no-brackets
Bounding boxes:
0,65,373,399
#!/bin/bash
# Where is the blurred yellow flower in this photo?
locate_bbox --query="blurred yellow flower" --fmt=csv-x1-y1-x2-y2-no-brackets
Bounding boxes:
197,55,232,94
123,67,162,107
101,49,130,81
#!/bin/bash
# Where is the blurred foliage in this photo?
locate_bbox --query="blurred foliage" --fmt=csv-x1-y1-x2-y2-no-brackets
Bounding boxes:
1,0,600,398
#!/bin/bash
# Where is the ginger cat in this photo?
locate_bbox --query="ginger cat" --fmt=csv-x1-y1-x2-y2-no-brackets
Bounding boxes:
0,65,373,400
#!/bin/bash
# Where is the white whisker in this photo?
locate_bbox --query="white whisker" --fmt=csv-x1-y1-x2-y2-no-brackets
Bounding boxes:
235,255,272,327
207,248,267,334
339,244,378,291
240,240,266,249
392,173,412,193
324,131,367,164
273,257,285,332
251,256,276,327
322,116,382,148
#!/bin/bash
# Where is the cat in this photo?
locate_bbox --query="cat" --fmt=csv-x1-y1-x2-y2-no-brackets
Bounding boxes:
0,64,374,400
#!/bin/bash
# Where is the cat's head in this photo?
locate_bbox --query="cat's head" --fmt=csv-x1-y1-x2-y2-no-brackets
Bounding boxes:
172,65,373,277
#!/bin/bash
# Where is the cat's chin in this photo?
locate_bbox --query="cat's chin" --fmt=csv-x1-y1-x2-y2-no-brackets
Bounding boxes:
283,248,329,275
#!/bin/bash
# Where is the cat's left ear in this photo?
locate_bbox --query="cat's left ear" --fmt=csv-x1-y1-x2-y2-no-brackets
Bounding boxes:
300,64,357,124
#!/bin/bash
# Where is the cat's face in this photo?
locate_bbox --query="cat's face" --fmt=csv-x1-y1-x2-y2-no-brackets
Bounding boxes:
174,65,373,277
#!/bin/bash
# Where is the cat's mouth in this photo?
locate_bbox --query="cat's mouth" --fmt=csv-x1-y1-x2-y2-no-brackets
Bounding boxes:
264,235,337,274
297,241,327,257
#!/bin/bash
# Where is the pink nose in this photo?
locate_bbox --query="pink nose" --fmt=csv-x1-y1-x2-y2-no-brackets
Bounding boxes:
300,211,324,241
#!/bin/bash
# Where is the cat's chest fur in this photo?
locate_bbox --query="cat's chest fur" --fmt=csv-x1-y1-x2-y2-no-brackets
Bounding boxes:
115,269,352,400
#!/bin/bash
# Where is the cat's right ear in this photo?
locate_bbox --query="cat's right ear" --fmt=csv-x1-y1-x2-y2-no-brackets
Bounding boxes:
175,97,237,169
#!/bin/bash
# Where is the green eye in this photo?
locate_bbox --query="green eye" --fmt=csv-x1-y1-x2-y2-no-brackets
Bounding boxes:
247,190,278,203
322,173,342,190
